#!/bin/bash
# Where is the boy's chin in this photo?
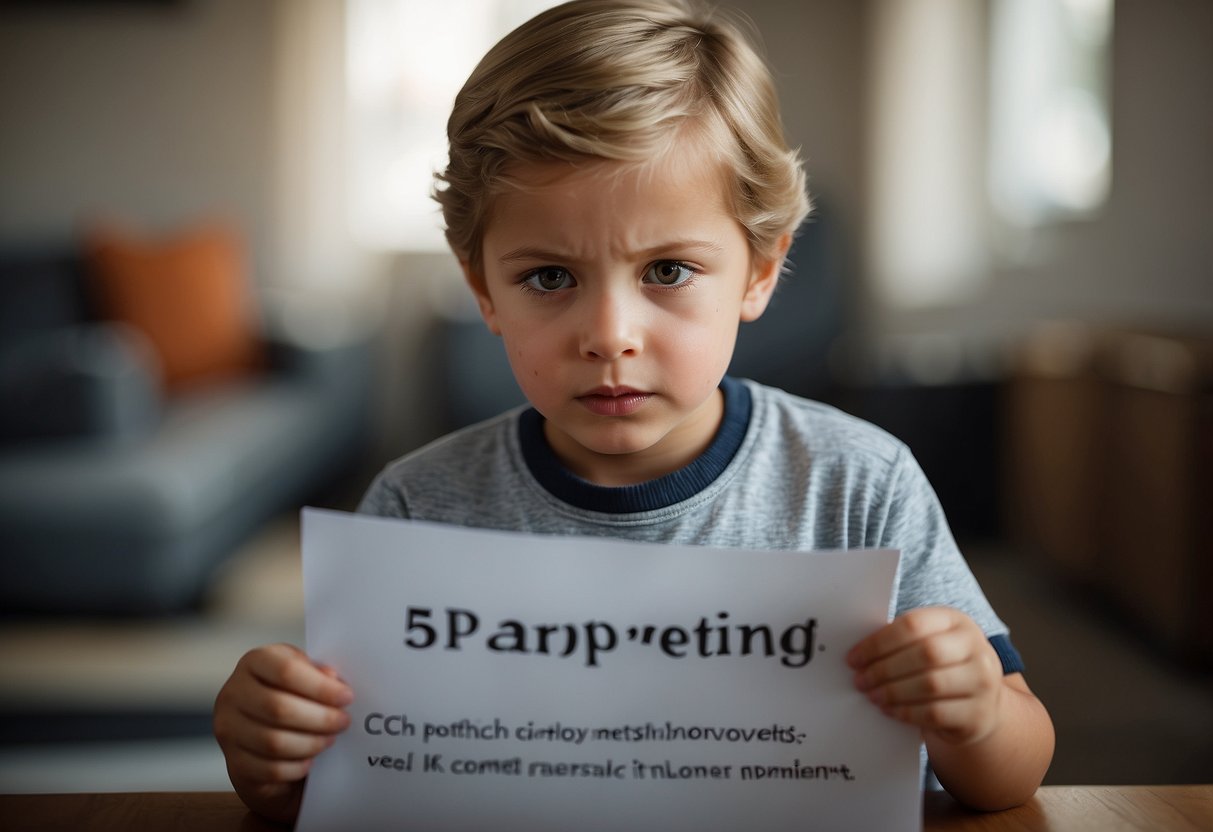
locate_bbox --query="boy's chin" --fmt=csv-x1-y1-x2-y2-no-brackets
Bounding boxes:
544,394,723,480
555,426,662,461
546,423,676,480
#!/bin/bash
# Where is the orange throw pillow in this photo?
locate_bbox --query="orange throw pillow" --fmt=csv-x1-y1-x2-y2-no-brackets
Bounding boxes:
85,224,263,391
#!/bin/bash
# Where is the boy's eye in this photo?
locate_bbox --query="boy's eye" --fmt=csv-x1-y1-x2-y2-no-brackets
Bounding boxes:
644,261,696,286
523,267,575,292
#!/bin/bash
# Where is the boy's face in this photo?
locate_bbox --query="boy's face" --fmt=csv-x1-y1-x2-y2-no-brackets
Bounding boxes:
465,146,782,486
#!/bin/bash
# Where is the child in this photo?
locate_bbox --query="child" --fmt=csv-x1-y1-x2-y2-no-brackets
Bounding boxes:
213,0,1054,822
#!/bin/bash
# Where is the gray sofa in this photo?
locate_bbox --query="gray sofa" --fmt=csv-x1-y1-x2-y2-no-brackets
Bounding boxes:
0,246,373,614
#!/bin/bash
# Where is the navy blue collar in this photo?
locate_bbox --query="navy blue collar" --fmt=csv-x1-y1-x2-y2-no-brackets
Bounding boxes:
518,376,751,513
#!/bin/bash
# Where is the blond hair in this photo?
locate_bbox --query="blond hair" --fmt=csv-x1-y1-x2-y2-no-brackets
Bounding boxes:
435,0,811,272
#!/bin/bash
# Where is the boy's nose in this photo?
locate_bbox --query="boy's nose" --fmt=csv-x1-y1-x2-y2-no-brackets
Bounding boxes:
578,290,642,361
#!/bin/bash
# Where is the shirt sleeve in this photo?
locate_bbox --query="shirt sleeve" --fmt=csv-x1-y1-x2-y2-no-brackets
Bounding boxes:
355,466,411,518
878,445,1012,645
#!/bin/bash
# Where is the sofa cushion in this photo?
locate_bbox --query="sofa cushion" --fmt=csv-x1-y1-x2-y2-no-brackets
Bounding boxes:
0,248,93,350
0,370,363,612
85,223,263,392
0,324,161,446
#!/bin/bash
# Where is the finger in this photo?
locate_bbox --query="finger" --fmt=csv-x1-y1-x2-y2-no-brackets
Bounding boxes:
847,607,958,669
864,663,990,708
853,629,976,690
213,693,348,762
244,645,354,707
225,744,316,785
239,687,353,735
879,698,995,745
232,722,341,762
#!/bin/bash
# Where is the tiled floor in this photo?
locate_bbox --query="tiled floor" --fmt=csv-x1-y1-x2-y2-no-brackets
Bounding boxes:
0,520,1210,793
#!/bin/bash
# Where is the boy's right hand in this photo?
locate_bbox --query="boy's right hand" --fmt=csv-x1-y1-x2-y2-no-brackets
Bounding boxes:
213,643,353,824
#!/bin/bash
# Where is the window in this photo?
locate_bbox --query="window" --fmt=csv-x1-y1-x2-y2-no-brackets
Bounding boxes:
988,0,1114,227
867,0,1115,308
868,0,989,307
345,0,562,251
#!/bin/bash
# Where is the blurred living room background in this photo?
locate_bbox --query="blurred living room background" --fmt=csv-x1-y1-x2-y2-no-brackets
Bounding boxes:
1,0,1210,794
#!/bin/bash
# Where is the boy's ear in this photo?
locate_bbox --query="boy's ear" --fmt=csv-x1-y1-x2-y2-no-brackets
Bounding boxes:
460,260,502,336
740,233,792,322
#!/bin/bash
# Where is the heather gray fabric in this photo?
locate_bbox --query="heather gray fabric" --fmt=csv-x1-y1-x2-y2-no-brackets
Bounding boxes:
358,378,1007,638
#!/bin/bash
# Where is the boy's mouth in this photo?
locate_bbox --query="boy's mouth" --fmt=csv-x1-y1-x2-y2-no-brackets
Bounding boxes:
577,386,652,417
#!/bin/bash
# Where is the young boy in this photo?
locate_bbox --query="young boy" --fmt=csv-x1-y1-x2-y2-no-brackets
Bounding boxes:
213,0,1054,823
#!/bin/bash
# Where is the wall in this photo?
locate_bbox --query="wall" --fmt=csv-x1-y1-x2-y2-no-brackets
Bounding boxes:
744,0,868,265
0,0,277,281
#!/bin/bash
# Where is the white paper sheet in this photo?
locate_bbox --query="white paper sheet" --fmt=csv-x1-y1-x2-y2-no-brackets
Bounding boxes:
296,508,922,832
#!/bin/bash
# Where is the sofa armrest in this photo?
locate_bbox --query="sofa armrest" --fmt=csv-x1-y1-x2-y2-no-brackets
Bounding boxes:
262,331,353,380
258,289,377,384
0,323,162,446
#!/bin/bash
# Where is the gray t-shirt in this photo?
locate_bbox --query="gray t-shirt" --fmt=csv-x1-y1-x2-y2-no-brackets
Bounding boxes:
358,378,1010,643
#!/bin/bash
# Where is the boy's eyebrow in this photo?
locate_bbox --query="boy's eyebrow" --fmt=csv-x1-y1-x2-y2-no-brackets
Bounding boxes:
497,239,726,263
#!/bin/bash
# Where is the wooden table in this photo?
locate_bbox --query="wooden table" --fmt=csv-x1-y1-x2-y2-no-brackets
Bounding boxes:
0,785,1209,830
922,785,1212,830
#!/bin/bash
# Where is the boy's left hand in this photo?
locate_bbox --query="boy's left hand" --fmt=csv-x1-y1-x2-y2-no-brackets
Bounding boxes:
846,607,1004,747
